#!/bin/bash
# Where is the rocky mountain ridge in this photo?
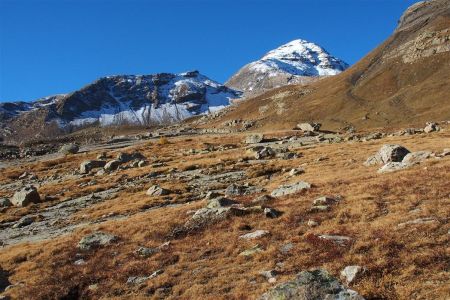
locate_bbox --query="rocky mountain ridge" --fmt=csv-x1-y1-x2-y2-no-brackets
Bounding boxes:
0,71,241,141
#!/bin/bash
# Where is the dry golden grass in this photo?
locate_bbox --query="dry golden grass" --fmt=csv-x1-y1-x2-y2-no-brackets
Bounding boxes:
0,130,449,299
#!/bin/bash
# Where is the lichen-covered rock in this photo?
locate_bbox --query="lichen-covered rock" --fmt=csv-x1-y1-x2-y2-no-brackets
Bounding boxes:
259,269,364,300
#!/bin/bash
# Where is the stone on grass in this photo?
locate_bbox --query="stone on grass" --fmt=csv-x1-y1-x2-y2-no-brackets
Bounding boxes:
264,207,282,218
312,196,337,206
59,143,79,154
341,266,366,284
146,185,170,196
259,269,364,300
309,205,330,213
239,230,269,240
318,235,352,246
364,144,410,166
134,246,158,258
78,232,118,251
297,122,321,132
271,181,311,197
239,245,263,256
307,219,319,227
11,186,40,207
80,160,107,174
206,197,237,209
0,198,11,207
402,151,432,165
377,162,410,173
245,134,264,144
104,160,122,171
252,194,274,205
424,122,439,133
225,183,246,196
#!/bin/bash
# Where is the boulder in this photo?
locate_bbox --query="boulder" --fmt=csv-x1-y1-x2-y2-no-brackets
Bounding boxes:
249,146,276,160
59,143,79,155
318,234,352,246
244,134,264,144
78,232,118,251
424,122,439,133
252,194,274,205
264,207,282,218
259,269,364,300
297,122,321,132
402,151,432,164
364,144,410,166
11,186,40,206
341,266,366,284
117,151,145,163
104,160,122,171
313,196,337,206
377,162,410,173
80,160,107,174
0,198,11,207
146,185,170,196
271,181,311,197
206,197,237,209
225,183,246,196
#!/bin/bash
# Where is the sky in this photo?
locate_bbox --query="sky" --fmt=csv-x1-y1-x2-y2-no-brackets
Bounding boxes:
0,0,419,102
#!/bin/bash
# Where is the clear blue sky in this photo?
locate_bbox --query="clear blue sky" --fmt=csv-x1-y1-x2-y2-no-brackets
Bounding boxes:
0,0,418,102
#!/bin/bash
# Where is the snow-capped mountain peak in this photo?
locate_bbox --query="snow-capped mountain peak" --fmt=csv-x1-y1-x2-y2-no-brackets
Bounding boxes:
226,39,349,96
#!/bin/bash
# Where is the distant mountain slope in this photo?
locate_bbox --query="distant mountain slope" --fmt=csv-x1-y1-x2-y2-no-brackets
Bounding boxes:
226,39,348,97
0,71,241,138
215,0,450,131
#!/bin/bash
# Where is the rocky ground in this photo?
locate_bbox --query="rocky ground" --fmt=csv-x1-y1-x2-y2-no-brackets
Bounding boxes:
0,121,449,299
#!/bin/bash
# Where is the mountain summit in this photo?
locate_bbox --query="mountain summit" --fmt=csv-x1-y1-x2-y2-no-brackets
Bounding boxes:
226,39,348,96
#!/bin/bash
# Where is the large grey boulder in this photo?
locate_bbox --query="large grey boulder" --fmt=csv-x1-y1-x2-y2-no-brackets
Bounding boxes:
78,232,118,251
11,186,40,207
259,269,364,300
59,143,79,154
80,160,107,174
364,144,410,166
297,122,321,132
271,181,311,197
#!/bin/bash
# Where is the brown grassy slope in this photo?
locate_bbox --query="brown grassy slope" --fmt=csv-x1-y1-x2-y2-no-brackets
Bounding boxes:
207,1,450,131
0,130,449,300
